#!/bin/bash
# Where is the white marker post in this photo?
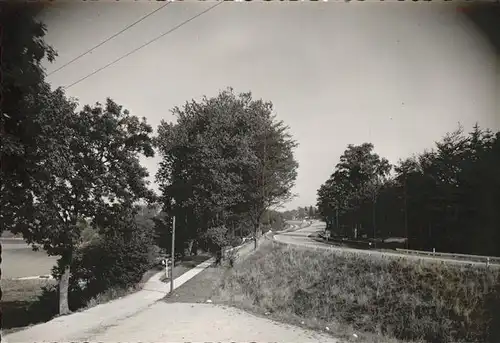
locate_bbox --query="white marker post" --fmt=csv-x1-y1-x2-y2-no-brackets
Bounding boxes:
325,230,331,241
162,258,170,280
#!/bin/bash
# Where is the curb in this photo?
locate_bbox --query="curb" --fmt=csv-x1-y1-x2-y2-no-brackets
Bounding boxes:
14,275,54,281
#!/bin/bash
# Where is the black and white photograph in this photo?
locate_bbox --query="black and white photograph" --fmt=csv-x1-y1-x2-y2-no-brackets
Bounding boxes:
1,1,499,342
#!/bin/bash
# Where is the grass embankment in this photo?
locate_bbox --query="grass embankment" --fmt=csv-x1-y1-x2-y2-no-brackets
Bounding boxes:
1,278,58,333
2,255,211,333
215,240,500,343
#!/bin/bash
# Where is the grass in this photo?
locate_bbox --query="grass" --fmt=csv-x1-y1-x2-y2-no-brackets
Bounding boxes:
162,241,261,303
164,265,228,303
1,278,58,333
213,240,500,343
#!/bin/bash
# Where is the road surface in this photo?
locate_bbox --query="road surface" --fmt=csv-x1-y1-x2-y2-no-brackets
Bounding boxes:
274,221,499,268
1,239,58,279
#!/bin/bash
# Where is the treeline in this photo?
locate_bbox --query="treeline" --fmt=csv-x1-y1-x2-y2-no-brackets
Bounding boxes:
2,4,299,317
317,124,500,257
281,206,318,221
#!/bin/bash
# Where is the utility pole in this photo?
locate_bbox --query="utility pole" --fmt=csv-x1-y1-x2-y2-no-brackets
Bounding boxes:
256,130,267,249
170,215,176,294
404,177,408,249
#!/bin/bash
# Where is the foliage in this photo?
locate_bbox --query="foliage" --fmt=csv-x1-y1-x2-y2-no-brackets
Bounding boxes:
7,97,155,314
0,3,72,244
155,88,298,250
219,241,500,343
0,1,157,316
198,226,232,256
0,3,57,237
51,207,158,309
317,124,500,256
260,209,285,231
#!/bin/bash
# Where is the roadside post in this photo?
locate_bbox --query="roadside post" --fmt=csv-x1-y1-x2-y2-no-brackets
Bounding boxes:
162,258,171,279
325,230,331,241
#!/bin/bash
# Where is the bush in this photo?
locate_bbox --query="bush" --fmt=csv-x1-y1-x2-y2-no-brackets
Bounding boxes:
51,222,158,310
218,242,500,343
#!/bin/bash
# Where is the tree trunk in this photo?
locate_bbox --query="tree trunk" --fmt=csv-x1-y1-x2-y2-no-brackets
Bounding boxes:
59,263,71,315
253,223,259,250
372,199,377,239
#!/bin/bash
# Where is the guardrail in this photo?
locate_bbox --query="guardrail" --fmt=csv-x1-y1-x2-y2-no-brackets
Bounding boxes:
316,233,500,267
395,248,500,265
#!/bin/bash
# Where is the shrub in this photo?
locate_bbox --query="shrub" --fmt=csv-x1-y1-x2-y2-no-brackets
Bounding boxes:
51,220,158,310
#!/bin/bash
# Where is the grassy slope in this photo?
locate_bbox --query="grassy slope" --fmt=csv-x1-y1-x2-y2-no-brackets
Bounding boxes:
215,240,500,343
1,278,58,332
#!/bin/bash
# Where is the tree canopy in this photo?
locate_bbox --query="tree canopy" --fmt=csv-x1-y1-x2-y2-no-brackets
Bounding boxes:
1,3,58,234
155,88,298,251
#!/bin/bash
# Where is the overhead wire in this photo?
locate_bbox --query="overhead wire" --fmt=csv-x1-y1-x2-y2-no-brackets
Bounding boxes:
47,1,173,77
64,1,224,90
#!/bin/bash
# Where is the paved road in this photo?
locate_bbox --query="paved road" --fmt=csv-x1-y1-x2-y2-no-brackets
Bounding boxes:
274,221,499,268
1,239,58,279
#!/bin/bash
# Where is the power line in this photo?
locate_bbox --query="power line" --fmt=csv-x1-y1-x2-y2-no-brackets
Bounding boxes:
48,1,172,77
64,1,223,90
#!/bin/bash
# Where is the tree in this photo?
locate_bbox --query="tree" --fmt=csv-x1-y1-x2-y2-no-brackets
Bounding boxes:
234,93,298,249
156,88,298,251
297,207,306,219
308,206,314,218
9,98,155,314
317,143,391,238
155,89,256,255
0,2,57,235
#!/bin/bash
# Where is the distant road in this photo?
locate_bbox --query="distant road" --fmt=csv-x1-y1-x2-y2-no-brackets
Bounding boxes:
1,238,58,279
274,221,499,268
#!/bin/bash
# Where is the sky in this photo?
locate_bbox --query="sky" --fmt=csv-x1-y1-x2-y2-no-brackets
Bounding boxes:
40,2,499,211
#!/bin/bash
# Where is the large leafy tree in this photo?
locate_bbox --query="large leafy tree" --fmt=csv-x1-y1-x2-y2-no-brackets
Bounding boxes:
0,2,58,234
237,96,298,248
9,98,154,314
317,143,391,237
155,88,298,252
0,3,156,314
